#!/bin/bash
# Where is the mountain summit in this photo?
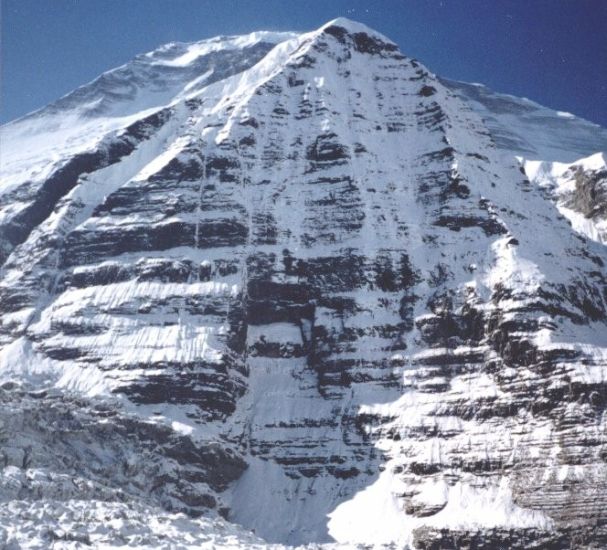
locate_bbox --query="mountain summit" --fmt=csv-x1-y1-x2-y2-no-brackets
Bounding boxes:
1,18,607,549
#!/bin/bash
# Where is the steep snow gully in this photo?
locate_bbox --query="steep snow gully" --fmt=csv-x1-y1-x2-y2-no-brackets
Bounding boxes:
1,18,607,549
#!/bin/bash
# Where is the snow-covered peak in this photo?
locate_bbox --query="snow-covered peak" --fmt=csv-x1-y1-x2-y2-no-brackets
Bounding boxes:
320,17,396,43
1,19,607,549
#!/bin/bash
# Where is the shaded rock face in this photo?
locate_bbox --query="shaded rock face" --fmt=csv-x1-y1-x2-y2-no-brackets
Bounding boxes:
1,19,607,549
0,385,246,517
566,167,607,220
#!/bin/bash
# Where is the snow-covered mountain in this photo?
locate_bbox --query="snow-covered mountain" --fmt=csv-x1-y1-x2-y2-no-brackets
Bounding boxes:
1,18,606,549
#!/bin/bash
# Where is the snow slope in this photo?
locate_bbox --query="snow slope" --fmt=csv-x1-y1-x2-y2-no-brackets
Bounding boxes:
442,77,607,163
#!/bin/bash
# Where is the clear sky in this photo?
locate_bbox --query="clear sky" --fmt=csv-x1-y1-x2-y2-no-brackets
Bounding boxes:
1,0,606,126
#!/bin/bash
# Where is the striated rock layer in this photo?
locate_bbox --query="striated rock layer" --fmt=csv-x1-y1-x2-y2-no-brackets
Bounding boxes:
1,18,607,549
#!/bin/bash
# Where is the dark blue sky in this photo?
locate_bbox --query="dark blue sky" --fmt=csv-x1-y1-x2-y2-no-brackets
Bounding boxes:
2,0,606,126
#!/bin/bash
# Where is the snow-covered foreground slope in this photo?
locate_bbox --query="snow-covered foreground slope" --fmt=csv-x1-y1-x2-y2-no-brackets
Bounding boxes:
1,18,607,549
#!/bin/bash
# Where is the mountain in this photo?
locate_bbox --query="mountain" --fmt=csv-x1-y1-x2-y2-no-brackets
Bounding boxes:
1,17,606,549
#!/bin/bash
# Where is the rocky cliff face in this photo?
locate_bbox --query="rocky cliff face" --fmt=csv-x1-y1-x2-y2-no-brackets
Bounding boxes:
1,18,607,549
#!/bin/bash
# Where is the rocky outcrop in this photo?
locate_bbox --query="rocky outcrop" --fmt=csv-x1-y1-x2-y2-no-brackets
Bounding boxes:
521,153,607,245
566,166,607,219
